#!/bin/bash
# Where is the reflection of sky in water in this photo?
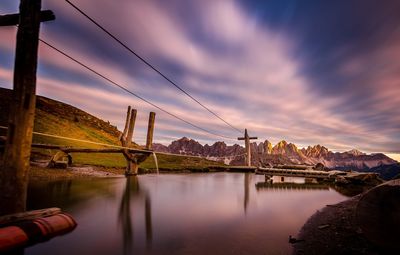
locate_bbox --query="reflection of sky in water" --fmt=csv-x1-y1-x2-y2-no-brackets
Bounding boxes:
25,173,347,255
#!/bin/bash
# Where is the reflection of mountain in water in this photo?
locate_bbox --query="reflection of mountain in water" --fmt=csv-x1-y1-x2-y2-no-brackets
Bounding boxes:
118,176,152,255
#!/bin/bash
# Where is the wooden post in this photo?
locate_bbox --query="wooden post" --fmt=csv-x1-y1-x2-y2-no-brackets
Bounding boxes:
245,129,251,166
120,108,155,176
146,112,155,150
0,0,55,215
126,109,137,146
238,129,257,167
120,105,131,141
120,106,139,176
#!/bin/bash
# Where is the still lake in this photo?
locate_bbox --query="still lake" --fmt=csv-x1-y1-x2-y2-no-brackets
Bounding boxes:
25,173,349,255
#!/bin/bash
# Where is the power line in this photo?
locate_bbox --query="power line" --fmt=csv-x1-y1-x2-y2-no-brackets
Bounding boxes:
64,0,243,134
39,38,237,141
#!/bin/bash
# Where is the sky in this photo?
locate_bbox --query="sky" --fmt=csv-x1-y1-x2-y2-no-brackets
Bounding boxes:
0,0,399,160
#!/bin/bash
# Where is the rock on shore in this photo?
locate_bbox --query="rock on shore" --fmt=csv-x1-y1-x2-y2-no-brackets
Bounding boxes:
292,180,400,254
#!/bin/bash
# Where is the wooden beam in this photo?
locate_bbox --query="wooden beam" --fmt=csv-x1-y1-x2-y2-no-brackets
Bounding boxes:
0,0,43,215
0,10,55,26
146,112,156,150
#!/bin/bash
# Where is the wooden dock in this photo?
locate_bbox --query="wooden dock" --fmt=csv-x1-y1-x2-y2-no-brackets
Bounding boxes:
255,182,330,191
256,167,330,179
225,166,257,172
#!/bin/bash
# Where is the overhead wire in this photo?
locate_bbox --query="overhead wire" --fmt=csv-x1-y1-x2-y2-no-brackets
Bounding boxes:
39,38,237,141
64,0,243,134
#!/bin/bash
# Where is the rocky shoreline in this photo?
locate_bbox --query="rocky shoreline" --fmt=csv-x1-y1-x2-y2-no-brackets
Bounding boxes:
292,180,400,254
28,161,230,181
29,161,124,181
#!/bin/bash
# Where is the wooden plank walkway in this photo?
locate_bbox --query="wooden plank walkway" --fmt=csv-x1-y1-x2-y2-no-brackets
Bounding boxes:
256,167,330,179
255,182,330,191
225,166,257,172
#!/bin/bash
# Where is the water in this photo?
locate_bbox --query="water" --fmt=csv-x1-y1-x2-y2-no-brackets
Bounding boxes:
25,173,349,255
152,152,159,174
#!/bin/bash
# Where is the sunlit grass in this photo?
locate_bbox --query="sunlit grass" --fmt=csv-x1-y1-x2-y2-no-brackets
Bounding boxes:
30,107,224,170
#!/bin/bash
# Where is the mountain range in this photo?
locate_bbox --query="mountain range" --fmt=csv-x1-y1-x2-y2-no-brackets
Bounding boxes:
153,137,397,171
0,87,397,176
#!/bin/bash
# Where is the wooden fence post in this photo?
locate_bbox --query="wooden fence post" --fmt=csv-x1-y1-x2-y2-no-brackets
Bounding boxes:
126,109,137,146
146,112,155,150
120,108,155,176
120,106,139,175
0,0,43,215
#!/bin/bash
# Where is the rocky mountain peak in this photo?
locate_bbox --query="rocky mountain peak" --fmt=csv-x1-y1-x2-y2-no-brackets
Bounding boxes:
346,149,366,156
168,137,203,155
287,143,298,151
302,144,329,158
178,137,190,142
271,140,288,155
263,140,273,154
152,137,397,171
276,140,288,147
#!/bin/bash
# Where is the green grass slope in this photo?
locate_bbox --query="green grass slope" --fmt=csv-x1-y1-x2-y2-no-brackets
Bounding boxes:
0,88,224,170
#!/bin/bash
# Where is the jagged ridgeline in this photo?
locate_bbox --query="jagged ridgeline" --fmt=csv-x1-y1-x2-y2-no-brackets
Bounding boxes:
154,137,397,169
0,88,223,170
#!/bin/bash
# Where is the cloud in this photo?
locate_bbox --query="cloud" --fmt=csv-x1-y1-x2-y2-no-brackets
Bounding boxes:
0,0,398,155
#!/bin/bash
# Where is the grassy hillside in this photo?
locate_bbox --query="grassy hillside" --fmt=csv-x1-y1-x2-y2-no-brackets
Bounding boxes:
0,88,224,170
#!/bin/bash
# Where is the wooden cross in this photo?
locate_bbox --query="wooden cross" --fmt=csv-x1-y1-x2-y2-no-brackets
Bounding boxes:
0,0,55,215
238,129,257,167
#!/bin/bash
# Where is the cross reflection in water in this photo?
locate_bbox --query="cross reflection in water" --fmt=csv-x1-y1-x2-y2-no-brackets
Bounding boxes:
244,173,251,214
118,176,152,255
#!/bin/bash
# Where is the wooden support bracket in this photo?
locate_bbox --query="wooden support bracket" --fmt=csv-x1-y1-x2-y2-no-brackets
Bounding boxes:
120,106,139,175
119,107,156,175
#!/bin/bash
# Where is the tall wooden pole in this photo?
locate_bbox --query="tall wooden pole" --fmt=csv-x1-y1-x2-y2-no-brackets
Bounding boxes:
120,106,138,176
0,0,42,215
146,112,155,150
238,129,257,167
126,109,137,146
245,129,251,166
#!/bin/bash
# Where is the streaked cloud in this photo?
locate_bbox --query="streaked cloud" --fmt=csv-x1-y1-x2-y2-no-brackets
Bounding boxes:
0,0,399,157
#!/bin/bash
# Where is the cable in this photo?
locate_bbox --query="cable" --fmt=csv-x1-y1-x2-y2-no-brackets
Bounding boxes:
64,0,243,134
39,38,237,140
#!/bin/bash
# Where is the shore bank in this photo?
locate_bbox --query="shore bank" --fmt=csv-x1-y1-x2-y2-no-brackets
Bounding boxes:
28,162,230,181
29,162,125,181
292,180,400,255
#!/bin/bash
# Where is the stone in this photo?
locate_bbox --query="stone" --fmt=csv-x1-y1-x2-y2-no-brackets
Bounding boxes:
313,163,325,171
356,180,400,252
317,224,330,230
